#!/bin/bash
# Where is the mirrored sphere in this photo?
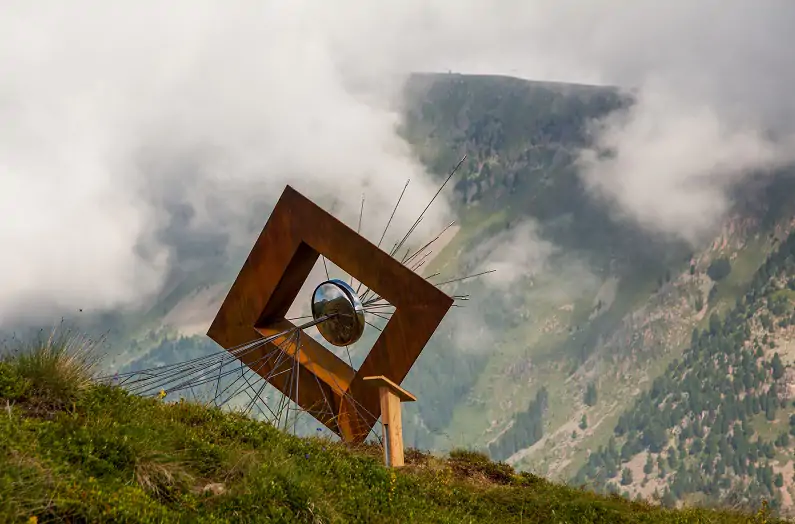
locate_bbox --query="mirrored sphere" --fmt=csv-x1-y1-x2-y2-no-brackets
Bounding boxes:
311,279,365,347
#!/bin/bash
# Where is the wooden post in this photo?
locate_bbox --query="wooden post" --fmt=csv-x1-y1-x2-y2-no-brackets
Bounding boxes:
362,375,416,467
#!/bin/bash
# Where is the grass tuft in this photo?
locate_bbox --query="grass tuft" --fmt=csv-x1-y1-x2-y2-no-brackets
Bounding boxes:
3,325,101,408
134,457,194,503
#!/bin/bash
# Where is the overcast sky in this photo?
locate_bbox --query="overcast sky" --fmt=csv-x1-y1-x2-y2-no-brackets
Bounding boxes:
1,1,793,324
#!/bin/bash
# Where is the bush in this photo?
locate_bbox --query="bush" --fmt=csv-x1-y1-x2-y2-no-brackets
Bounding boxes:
707,257,732,282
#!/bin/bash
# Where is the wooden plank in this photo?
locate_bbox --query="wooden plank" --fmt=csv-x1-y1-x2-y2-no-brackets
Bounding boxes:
362,375,417,402
257,322,355,395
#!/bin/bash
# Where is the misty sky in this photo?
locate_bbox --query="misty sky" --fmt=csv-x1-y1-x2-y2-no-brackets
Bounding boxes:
1,1,793,324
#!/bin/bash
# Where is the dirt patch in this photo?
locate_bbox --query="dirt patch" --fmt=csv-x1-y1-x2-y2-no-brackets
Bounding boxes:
620,452,668,500
772,327,795,365
506,405,613,476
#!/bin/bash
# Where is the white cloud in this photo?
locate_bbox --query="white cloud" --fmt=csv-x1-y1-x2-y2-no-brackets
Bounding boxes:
2,0,793,323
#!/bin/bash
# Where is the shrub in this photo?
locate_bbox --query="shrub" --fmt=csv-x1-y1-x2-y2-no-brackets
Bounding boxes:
707,257,732,282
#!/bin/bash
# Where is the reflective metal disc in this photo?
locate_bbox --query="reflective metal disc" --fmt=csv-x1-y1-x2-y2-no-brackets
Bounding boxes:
311,279,365,347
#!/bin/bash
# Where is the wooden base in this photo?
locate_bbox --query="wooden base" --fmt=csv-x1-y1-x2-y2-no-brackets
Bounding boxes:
362,375,416,468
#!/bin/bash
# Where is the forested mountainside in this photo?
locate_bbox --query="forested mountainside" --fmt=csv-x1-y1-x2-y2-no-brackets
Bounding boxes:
397,74,692,452
397,73,795,517
574,231,795,514
28,73,795,516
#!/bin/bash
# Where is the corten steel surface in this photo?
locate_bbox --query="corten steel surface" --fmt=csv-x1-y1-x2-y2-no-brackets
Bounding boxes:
207,185,454,443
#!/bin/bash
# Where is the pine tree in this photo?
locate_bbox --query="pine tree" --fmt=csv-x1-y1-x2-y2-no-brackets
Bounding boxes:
694,293,704,312
661,488,677,508
621,467,633,486
584,382,598,407
772,352,785,380
643,454,654,475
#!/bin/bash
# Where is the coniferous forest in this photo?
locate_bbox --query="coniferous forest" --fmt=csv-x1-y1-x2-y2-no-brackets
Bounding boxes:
574,231,795,512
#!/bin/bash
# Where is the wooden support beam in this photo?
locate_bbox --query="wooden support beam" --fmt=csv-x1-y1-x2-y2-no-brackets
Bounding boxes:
363,375,416,468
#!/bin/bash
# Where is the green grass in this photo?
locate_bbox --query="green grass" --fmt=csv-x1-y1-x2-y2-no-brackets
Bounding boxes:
710,237,772,316
0,334,788,523
749,411,790,445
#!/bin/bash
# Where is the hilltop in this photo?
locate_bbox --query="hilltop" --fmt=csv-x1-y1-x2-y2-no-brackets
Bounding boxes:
0,343,784,523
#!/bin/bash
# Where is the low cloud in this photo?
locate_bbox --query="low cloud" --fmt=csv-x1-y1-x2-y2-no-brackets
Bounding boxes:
0,2,451,326
3,1,794,327
578,89,795,244
444,220,598,352
326,0,795,243
477,222,556,291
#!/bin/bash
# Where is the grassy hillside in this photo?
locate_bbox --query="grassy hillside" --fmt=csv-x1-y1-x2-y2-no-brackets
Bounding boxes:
0,339,786,523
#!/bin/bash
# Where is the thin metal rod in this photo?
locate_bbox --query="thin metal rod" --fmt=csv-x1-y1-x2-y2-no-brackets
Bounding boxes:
404,221,456,266
410,251,431,272
108,335,267,381
352,194,365,288
363,296,388,307
126,342,267,396
367,311,392,322
435,269,496,287
218,331,298,408
115,315,337,398
357,178,411,296
377,179,410,250
391,218,422,258
322,256,331,280
359,287,376,303
391,155,466,260
364,304,395,311
364,320,383,332
214,340,289,405
243,372,272,417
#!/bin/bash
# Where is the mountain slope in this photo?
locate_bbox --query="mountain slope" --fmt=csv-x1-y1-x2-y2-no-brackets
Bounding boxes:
396,74,794,465
574,229,795,515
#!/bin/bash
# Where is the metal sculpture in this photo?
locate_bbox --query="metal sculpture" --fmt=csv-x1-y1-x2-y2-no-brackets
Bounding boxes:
206,185,453,444
107,155,497,465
